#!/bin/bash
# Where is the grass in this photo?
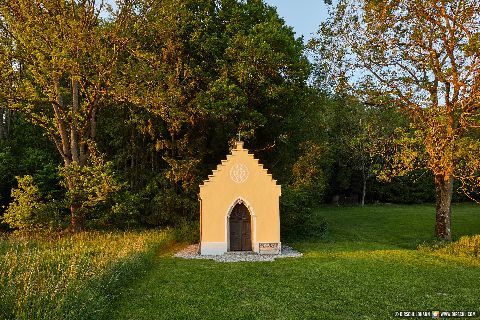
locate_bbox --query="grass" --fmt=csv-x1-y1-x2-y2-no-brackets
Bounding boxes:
0,229,175,320
1,204,479,319
108,203,480,320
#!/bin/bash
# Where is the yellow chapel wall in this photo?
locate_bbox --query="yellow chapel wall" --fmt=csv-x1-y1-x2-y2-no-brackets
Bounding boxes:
199,142,281,255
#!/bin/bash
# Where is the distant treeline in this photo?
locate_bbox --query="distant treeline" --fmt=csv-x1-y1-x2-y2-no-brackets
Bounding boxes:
0,0,467,232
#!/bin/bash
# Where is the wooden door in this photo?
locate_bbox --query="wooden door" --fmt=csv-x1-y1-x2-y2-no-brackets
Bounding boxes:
229,203,252,251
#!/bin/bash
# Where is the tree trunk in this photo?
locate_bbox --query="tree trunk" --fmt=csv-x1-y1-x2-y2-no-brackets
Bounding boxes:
434,174,453,241
0,108,4,139
71,78,80,163
0,108,13,140
6,109,11,137
70,205,82,232
361,176,366,206
54,79,71,164
65,172,84,232
70,204,82,232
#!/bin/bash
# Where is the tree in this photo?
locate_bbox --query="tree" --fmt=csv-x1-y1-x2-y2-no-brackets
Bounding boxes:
0,1,128,230
113,0,310,194
311,0,480,240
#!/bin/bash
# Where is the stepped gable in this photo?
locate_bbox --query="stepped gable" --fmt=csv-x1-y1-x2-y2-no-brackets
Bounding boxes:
200,141,280,188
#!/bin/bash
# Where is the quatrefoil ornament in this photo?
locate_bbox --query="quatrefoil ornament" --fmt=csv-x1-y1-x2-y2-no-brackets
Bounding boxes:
230,163,249,183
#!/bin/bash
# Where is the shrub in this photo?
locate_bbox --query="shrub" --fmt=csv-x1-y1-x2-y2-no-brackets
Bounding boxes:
2,175,44,230
418,235,480,259
173,220,200,243
2,176,69,231
98,190,143,229
131,176,198,227
95,174,199,230
60,149,122,228
280,186,327,240
281,141,328,240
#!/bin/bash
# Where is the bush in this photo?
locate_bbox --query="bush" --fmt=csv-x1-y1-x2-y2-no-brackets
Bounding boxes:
35,200,70,230
97,190,143,229
280,186,327,240
134,176,198,227
281,140,328,240
173,220,200,243
60,150,122,225
418,235,480,259
2,175,69,231
94,174,199,230
2,175,44,230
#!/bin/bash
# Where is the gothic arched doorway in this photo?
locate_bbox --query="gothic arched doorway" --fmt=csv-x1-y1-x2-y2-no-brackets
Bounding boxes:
229,203,252,251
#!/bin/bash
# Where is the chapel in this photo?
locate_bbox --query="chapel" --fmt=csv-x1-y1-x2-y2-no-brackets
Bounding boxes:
199,141,281,255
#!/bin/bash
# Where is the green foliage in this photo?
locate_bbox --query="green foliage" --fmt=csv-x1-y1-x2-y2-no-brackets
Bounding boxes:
150,186,198,227
3,0,478,237
369,170,436,204
281,139,329,240
60,150,121,222
106,190,144,229
2,176,43,230
311,0,480,239
0,0,125,161
312,93,417,203
2,175,67,231
0,115,62,219
173,220,200,244
0,146,14,189
90,0,311,231
0,0,133,230
98,174,198,229
291,141,327,190
280,186,327,240
137,176,198,227
114,0,310,193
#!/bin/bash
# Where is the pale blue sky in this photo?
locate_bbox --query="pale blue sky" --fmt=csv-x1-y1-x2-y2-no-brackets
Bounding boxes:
263,0,332,44
106,1,331,44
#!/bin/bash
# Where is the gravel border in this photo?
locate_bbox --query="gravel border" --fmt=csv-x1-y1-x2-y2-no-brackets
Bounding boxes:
174,244,302,263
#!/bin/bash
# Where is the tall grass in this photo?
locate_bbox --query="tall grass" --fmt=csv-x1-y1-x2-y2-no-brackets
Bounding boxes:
0,230,172,320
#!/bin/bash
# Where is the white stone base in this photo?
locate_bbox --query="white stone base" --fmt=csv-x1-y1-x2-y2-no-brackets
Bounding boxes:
200,242,227,255
201,242,281,255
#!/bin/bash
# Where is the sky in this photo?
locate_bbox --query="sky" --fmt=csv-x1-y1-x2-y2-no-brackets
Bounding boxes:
104,1,332,45
263,0,332,44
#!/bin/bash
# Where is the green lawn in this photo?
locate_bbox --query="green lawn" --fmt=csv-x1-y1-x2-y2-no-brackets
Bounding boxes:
109,204,480,320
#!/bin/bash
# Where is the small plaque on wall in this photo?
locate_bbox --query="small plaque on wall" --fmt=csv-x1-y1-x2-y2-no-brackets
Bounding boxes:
259,243,280,254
